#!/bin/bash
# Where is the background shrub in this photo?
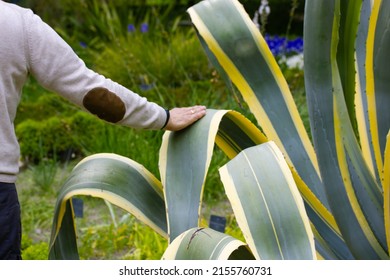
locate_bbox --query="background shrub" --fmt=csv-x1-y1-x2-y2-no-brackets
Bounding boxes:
16,117,75,162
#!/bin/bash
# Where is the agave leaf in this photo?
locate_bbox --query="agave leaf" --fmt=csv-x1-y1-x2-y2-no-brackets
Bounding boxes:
162,227,254,260
304,0,387,259
219,142,316,260
160,108,342,259
48,153,167,259
384,131,390,252
337,0,362,131
368,0,390,177
187,0,324,208
355,0,379,181
159,109,268,242
48,199,79,259
188,0,352,259
355,0,390,186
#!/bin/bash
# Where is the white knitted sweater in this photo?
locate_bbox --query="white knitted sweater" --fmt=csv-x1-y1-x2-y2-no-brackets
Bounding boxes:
0,1,167,183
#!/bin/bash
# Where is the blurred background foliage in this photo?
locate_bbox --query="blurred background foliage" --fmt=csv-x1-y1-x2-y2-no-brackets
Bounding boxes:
10,0,304,37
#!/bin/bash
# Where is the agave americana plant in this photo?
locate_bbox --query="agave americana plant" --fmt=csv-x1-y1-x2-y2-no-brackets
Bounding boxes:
48,0,389,260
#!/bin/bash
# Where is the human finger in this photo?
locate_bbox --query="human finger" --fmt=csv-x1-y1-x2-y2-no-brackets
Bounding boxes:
165,106,207,131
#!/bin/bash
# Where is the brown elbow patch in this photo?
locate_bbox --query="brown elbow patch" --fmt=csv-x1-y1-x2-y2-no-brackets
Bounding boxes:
83,87,126,123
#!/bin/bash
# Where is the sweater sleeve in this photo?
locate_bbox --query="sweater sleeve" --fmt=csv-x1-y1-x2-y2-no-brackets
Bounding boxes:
23,11,167,130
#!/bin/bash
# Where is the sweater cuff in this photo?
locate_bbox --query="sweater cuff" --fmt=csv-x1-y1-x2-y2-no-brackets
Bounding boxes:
161,109,170,129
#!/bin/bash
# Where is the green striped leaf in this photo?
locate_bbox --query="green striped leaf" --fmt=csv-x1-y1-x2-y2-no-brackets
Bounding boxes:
304,0,387,259
160,108,344,259
355,0,379,181
384,132,390,253
337,0,362,132
162,227,254,260
188,0,352,259
370,0,390,179
48,153,167,259
219,142,316,260
187,0,325,209
159,109,267,242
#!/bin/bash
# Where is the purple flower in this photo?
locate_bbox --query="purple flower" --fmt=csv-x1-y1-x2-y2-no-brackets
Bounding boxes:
265,35,303,56
139,83,155,91
79,42,87,48
140,23,149,33
127,24,136,33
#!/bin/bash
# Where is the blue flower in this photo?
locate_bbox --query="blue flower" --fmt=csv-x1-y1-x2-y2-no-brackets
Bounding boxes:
79,42,87,48
265,35,303,56
140,23,149,33
139,83,155,91
127,24,136,33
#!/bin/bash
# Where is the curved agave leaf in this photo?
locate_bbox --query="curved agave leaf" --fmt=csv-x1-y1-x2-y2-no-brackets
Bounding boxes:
219,142,316,259
48,153,167,259
188,0,351,259
187,0,324,207
160,108,343,259
159,109,267,242
162,227,254,260
304,0,387,259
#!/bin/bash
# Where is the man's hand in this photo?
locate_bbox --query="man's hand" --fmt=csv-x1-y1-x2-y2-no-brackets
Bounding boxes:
164,105,207,131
